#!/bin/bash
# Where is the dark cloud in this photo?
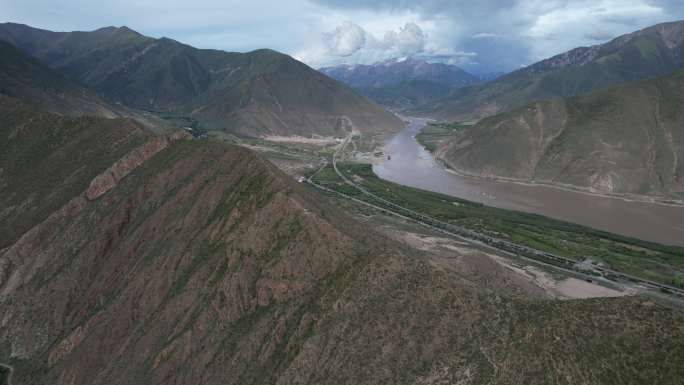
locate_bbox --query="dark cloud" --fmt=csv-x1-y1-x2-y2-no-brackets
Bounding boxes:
310,0,684,72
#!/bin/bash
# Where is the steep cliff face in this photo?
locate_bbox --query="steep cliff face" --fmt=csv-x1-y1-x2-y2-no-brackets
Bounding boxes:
1,98,683,385
438,70,684,198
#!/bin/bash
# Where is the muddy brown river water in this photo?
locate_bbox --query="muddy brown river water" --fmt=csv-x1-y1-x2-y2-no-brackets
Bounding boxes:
373,118,684,247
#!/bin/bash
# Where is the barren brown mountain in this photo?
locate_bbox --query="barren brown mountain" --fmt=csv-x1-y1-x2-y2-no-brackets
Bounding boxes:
437,70,684,199
1,96,683,385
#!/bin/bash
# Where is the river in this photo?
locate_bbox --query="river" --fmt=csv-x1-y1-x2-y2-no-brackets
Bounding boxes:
373,118,684,247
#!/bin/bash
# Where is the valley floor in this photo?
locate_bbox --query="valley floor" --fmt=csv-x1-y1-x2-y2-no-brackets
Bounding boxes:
233,129,684,304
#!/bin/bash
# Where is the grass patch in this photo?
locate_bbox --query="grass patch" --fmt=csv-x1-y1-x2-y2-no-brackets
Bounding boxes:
415,122,470,152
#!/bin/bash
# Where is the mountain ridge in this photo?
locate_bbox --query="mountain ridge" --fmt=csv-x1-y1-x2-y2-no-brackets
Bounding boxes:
0,23,403,137
320,57,480,108
420,20,684,121
320,57,479,88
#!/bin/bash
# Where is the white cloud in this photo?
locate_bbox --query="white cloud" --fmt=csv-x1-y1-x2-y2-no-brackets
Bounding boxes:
385,22,426,55
322,21,427,58
323,21,366,56
300,21,438,67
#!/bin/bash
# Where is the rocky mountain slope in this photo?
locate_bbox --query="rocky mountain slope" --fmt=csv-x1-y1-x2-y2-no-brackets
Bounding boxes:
1,96,683,384
0,40,121,117
0,95,159,249
321,57,479,108
422,20,684,121
437,70,684,199
0,23,402,137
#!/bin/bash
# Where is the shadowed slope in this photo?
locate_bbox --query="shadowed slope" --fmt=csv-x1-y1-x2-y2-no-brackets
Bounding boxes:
0,40,120,117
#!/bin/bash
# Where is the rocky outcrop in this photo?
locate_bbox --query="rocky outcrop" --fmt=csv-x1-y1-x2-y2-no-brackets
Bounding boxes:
86,131,188,200
0,96,154,250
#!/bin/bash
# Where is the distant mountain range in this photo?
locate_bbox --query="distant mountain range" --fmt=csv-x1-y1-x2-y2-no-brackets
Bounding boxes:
418,20,684,121
321,57,479,88
0,23,402,137
320,57,480,108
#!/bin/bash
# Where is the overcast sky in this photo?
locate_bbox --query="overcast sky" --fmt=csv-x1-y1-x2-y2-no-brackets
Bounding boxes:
2,0,684,73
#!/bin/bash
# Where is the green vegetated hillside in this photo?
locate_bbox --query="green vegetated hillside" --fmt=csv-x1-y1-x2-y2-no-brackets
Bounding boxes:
419,20,684,121
438,69,684,198
1,96,683,385
0,23,402,137
0,40,121,117
416,121,471,152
